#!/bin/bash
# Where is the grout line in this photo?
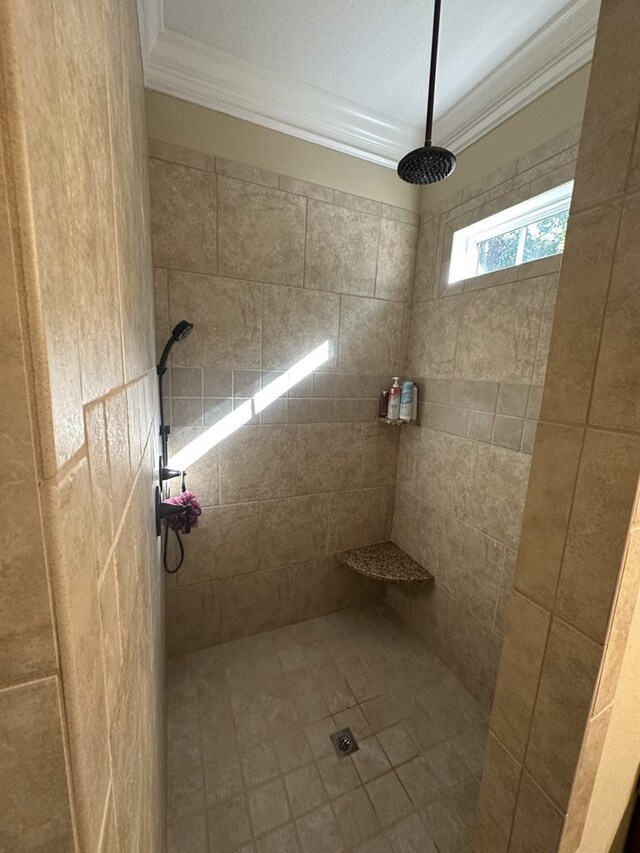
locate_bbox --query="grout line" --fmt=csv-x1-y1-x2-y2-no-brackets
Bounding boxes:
215,169,219,279
188,660,208,845
490,546,509,633
358,421,367,493
95,782,114,852
148,150,216,177
569,187,632,219
0,669,63,694
514,425,588,812
259,282,264,375
582,200,625,429
546,439,595,617
302,196,309,289
335,294,343,374
624,115,640,195
149,146,418,224
528,273,555,390
536,416,640,440
372,214,382,299
146,262,411,306
213,168,278,196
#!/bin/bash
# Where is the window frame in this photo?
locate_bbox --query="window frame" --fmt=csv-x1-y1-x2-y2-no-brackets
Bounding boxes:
448,180,574,284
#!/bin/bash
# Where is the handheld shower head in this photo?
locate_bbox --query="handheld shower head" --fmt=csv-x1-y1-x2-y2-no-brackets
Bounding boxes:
172,320,194,342
157,320,194,376
157,319,195,476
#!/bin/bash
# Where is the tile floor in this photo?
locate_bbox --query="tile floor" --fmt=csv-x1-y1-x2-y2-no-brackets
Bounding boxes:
167,602,488,853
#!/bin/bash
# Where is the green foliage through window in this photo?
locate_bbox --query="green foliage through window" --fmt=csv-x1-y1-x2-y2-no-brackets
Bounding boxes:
477,227,520,274
475,210,569,276
522,210,569,263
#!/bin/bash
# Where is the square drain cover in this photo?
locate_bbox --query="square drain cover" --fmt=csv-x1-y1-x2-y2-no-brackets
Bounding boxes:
330,727,359,759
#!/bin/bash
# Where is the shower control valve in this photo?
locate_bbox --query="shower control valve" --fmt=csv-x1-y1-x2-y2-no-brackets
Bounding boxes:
161,466,183,482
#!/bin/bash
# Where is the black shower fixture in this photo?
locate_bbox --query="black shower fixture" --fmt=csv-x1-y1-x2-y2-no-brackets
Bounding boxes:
157,320,194,475
157,320,194,377
397,0,456,185
155,320,198,573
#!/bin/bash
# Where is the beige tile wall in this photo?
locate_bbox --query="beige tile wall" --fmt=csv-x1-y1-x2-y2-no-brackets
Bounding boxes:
388,127,580,709
0,1,162,851
0,120,75,853
149,140,419,655
474,0,640,848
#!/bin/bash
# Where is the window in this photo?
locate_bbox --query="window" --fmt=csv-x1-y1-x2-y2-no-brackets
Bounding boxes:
449,181,573,284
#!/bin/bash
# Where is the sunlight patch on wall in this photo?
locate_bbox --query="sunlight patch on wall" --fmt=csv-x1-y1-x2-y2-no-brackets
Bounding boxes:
169,340,331,471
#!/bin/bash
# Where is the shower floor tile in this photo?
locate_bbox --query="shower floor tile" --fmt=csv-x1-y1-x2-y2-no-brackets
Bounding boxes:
166,603,488,853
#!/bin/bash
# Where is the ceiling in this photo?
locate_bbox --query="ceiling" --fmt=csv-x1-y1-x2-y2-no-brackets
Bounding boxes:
138,0,599,167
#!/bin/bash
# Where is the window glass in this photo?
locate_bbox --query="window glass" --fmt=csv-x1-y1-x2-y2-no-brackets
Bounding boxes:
449,181,573,284
522,210,569,263
477,227,520,274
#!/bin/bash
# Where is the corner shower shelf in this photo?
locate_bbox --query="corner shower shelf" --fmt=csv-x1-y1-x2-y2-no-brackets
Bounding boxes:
378,418,417,426
335,541,434,584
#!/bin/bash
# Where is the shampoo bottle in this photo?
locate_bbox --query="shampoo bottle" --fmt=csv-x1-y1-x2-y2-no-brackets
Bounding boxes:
399,381,414,421
387,377,401,420
411,383,418,421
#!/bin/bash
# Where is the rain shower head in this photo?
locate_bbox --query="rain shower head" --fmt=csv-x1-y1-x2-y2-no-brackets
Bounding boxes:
157,320,194,376
397,0,456,186
397,145,456,185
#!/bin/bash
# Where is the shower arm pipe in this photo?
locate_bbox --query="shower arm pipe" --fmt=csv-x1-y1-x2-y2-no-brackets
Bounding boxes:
424,0,442,147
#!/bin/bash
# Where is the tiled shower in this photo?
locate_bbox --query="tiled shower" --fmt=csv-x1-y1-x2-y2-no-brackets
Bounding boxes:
151,142,417,655
167,603,486,852
150,128,580,850
4,0,640,850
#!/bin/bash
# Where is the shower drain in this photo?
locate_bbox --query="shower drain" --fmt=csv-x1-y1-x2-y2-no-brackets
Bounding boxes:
329,727,359,759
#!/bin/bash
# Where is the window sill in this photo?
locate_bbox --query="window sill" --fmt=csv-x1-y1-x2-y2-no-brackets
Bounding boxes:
447,251,562,293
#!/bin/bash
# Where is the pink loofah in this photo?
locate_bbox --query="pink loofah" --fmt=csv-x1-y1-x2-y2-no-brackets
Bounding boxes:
163,490,202,533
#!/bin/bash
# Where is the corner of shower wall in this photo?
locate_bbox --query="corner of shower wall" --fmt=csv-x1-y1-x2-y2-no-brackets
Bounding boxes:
474,0,640,845
386,124,582,711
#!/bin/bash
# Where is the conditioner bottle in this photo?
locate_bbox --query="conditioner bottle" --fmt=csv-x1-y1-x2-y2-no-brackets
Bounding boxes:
399,381,414,421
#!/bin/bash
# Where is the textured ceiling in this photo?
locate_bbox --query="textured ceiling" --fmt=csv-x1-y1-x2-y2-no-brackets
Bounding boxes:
140,0,597,164
163,0,576,126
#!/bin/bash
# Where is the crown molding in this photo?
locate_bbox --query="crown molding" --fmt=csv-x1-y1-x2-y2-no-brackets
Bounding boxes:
140,21,416,167
136,0,162,61
138,0,597,168
437,0,598,152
